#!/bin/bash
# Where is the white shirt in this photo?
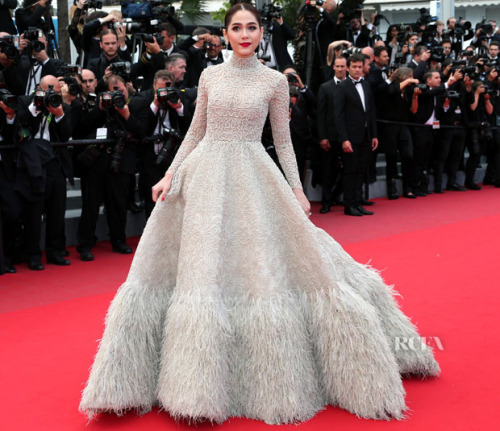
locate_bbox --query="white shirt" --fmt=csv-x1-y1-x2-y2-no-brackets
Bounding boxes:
351,78,366,111
150,101,184,154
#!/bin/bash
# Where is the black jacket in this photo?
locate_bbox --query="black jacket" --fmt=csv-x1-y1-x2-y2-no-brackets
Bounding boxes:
317,78,342,143
334,78,378,144
0,0,17,35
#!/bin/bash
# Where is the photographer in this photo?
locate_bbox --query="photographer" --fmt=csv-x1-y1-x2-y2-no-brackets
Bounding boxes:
410,69,460,196
445,17,474,56
471,20,500,53
15,75,73,269
68,0,89,65
72,74,148,260
465,80,494,190
178,27,212,88
0,92,18,273
283,66,316,184
433,73,468,193
139,69,190,218
15,0,51,35
88,29,132,93
0,0,17,34
202,35,224,69
130,22,182,91
1,31,64,95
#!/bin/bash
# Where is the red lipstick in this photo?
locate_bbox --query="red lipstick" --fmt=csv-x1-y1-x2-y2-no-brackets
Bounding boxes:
240,43,251,47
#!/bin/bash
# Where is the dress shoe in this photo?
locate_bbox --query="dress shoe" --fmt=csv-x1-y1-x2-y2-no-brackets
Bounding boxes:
434,188,444,194
319,204,331,214
62,249,69,257
128,201,145,213
413,190,427,197
465,182,481,190
47,255,71,266
446,183,466,191
112,241,133,254
3,264,17,274
403,192,417,199
388,194,399,200
80,250,94,261
387,179,399,200
362,200,375,206
27,260,44,271
357,206,374,215
344,206,363,216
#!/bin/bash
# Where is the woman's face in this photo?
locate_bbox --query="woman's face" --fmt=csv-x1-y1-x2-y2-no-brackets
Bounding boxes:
223,10,263,58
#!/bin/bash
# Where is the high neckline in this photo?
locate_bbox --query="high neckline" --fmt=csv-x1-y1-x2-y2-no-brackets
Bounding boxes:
227,54,261,70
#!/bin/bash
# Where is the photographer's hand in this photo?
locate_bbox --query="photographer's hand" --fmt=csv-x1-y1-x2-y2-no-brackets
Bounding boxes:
115,104,130,120
319,139,331,152
145,37,161,54
47,104,64,119
77,0,87,9
17,34,28,54
167,99,182,110
0,101,15,120
103,66,113,84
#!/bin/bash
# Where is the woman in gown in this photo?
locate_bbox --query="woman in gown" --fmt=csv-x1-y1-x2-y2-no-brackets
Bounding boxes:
79,3,439,424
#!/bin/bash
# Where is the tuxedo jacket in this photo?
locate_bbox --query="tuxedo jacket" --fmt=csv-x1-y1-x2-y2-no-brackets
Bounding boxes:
334,78,377,144
348,26,372,48
178,37,206,88
270,22,295,71
15,5,50,35
411,85,447,124
2,55,65,96
317,78,342,143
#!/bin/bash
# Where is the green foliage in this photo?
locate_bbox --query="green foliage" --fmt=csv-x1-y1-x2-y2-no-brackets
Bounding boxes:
180,0,209,23
212,1,233,25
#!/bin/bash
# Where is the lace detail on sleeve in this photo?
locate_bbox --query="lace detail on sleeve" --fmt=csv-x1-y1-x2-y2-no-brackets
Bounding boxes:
166,71,208,176
268,74,302,189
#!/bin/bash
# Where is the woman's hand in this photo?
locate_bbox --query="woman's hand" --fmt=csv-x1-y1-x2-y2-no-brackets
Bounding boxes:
293,188,311,217
152,173,173,202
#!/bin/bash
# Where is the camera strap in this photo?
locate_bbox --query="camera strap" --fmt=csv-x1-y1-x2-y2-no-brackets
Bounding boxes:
26,62,42,95
154,109,168,154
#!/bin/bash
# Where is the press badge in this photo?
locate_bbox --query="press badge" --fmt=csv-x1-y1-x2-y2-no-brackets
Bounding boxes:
96,128,107,139
432,121,440,129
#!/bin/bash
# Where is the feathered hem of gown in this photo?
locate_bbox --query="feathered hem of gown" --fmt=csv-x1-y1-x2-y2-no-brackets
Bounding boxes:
79,140,439,425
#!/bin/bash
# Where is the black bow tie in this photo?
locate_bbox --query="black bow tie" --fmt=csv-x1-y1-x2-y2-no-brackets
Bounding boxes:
351,79,363,85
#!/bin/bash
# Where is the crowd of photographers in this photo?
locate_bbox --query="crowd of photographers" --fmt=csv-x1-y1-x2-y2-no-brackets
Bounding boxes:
0,0,500,273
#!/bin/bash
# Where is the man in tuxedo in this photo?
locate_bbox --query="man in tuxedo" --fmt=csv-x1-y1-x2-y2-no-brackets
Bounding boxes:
139,70,191,218
259,14,295,71
202,35,224,70
316,56,347,213
334,54,378,216
406,45,430,82
15,75,73,269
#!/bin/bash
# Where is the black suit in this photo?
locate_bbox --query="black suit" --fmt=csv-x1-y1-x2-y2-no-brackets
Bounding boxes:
2,55,65,96
348,26,372,48
178,37,206,87
334,78,377,208
88,53,133,94
266,22,295,71
317,78,343,206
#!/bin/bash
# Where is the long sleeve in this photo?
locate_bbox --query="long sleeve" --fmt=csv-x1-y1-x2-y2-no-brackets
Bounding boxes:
269,74,302,189
166,71,208,176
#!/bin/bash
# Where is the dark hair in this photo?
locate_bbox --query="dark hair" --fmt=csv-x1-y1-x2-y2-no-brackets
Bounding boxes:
192,27,210,37
347,53,365,67
224,2,261,28
490,41,500,49
154,69,175,85
373,46,388,58
100,29,117,42
423,70,439,84
159,22,176,37
165,53,186,69
414,44,428,57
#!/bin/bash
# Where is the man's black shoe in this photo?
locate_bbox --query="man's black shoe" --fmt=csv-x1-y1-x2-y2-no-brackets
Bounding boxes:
80,250,94,261
357,206,374,215
112,241,133,254
62,249,69,257
465,182,481,190
403,192,417,199
446,183,467,191
434,188,444,194
414,190,427,197
344,206,363,216
3,264,17,273
362,200,375,206
47,255,71,266
319,204,331,214
27,260,44,271
388,193,399,200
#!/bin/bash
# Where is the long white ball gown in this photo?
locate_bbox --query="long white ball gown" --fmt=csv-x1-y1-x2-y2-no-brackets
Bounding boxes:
79,54,439,424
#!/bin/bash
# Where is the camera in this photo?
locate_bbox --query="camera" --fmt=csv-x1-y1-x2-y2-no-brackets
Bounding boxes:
64,77,82,97
109,61,131,80
155,127,181,165
34,85,62,111
203,40,213,51
446,90,461,100
83,0,103,10
342,47,362,58
137,32,164,45
286,73,298,83
0,88,17,109
0,36,19,62
100,87,127,110
430,46,444,62
156,87,180,105
453,59,467,67
460,50,475,58
23,27,45,53
259,3,283,26
86,92,97,110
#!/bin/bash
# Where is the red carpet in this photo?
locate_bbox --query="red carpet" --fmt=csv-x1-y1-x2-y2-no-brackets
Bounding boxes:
1,188,500,431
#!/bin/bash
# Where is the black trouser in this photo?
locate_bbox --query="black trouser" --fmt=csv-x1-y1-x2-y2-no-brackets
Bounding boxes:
44,159,67,258
465,128,486,185
492,130,500,186
0,168,43,264
320,143,342,206
341,141,371,207
412,127,435,191
77,152,132,252
140,159,170,219
383,124,414,193
434,127,466,190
